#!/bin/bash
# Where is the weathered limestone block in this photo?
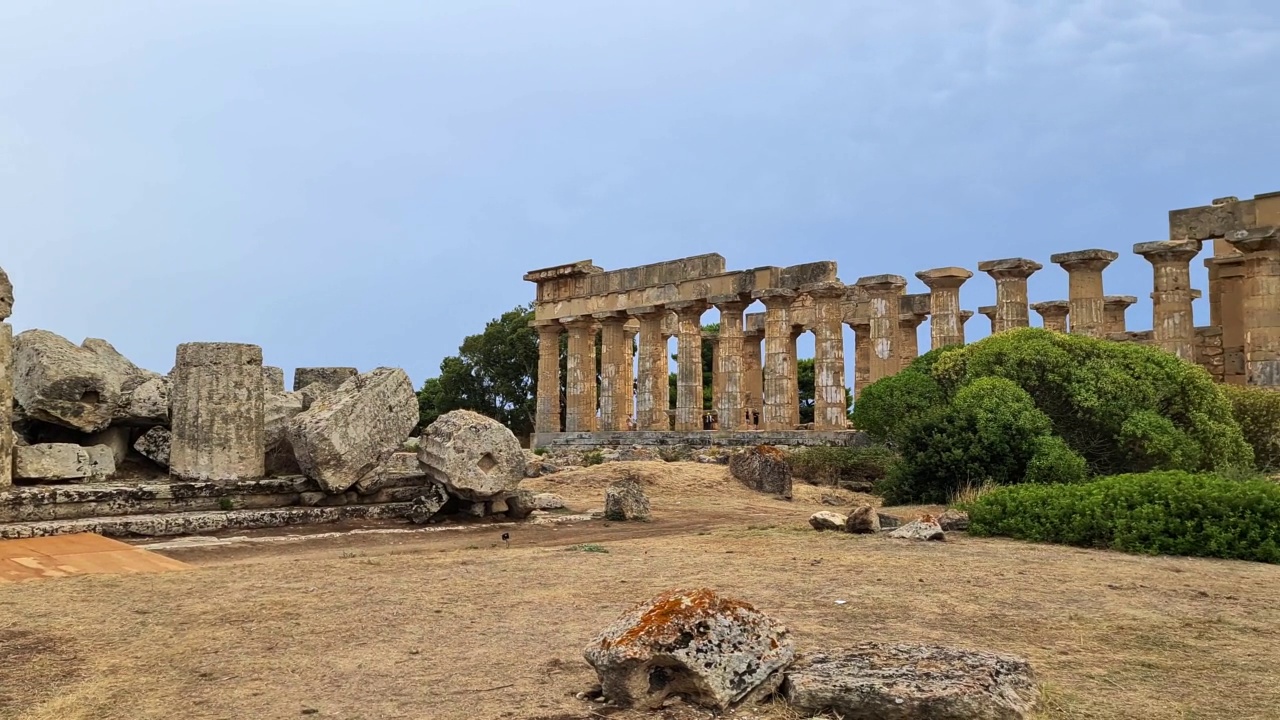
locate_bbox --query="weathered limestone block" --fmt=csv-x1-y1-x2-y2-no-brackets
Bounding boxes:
264,391,305,476
81,338,161,391
293,367,358,392
354,450,427,495
297,381,329,410
1,321,13,489
88,427,131,465
13,443,113,481
134,427,171,468
809,511,847,531
288,367,417,493
728,445,793,498
407,482,450,524
845,504,881,534
118,376,170,425
169,342,265,482
604,477,650,521
939,509,970,531
261,366,285,393
418,409,525,501
784,643,1039,719
0,266,12,321
584,588,795,711
14,329,123,433
888,516,946,541
85,445,116,479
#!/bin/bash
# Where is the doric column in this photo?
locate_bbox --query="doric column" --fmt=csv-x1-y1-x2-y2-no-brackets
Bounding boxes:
978,258,1042,333
669,300,707,431
978,305,997,334
623,319,639,428
170,343,266,481
788,326,803,427
958,310,974,342
1030,301,1070,333
898,313,927,364
594,312,630,432
704,332,721,428
533,321,563,434
742,326,764,426
850,321,871,398
1226,227,1280,386
1103,296,1137,334
627,306,669,431
855,275,908,384
752,289,797,431
562,316,600,432
803,282,847,431
1206,256,1247,384
711,294,749,431
1051,249,1119,337
1134,239,1202,361
916,267,973,350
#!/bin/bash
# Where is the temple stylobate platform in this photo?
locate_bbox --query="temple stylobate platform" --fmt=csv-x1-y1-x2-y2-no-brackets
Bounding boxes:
523,191,1280,449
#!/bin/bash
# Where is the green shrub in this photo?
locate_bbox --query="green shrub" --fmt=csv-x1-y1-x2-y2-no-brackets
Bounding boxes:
967,471,1280,563
1024,435,1089,485
789,445,899,488
1222,384,1280,471
851,348,950,442
582,450,604,466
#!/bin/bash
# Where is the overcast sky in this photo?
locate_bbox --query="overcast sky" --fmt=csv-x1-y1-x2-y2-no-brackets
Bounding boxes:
3,1,1278,388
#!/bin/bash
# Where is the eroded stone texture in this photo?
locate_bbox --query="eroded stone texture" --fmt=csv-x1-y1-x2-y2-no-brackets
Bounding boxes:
170,343,265,482
809,511,846,531
292,367,357,392
805,282,848,430
712,295,749,431
916,267,973,350
785,643,1039,719
13,443,113,481
754,289,797,431
604,476,650,521
88,427,130,466
1226,227,1280,385
845,504,880,533
288,367,417,493
264,391,305,476
979,259,1041,333
81,338,161,392
533,321,563,433
850,320,870,399
888,517,946,541
407,482,450,524
584,588,795,710
671,301,708,431
418,409,525,500
1134,239,1202,361
134,427,171,468
595,312,631,432
14,329,123,433
354,451,427,495
1030,301,1070,333
563,317,600,432
629,306,670,431
1051,249,1118,338
856,275,907,385
262,366,286,394
728,445,792,498
1103,295,1137,334
0,322,12,488
118,376,170,425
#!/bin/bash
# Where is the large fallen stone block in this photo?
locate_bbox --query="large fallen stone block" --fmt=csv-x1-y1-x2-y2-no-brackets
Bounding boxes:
584,588,795,710
287,367,418,494
81,338,161,392
809,510,847,531
728,445,792,499
293,367,357,392
354,451,427,495
264,391,305,476
604,477,650,521
170,342,265,482
888,516,946,541
14,329,123,433
134,427,171,468
407,482,450,524
417,410,525,501
784,643,1039,719
116,376,170,425
13,443,113,481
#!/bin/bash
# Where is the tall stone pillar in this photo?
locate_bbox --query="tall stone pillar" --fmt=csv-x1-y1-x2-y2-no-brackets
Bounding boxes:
1226,227,1280,386
711,295,749,431
850,321,870,398
804,282,847,430
788,327,803,427
563,317,599,432
628,307,670,431
594,312,631,432
916,267,972,351
1206,257,1247,384
855,275,908,384
0,266,11,489
958,310,974,341
1103,296,1137,334
1134,239,1201,361
669,301,707,431
898,313,927,364
533,321,562,434
1051,249,1119,337
742,327,764,425
1030,301,1070,333
170,342,265,482
753,289,797,431
978,306,997,334
623,319,639,428
978,258,1042,333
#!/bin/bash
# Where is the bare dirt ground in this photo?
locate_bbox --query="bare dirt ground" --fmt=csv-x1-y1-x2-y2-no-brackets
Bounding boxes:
3,460,1279,720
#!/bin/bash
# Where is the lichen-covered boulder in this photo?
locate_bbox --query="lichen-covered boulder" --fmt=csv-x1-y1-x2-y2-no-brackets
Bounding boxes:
585,588,795,711
287,368,418,494
264,391,305,476
134,427,171,468
14,330,123,433
809,511,847,531
604,477,650,521
888,515,946,541
728,445,792,499
845,504,881,534
784,643,1039,719
418,410,525,501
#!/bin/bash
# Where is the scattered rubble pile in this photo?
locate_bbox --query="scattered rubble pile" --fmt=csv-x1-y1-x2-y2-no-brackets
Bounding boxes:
583,588,1040,718
808,506,964,541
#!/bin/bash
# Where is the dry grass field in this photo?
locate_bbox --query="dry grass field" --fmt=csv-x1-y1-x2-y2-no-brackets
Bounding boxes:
3,461,1279,720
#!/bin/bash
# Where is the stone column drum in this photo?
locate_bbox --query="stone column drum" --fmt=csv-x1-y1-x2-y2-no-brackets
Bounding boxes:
855,275,907,384
712,295,749,431
533,321,562,434
804,282,847,431
1134,239,1201,361
169,342,266,482
898,313,927,363
563,317,599,432
629,306,670,431
850,321,870,399
623,319,639,428
1051,249,1119,337
1103,296,1137,334
753,289,797,431
595,312,631,432
978,258,1042,333
1030,301,1070,333
916,267,973,350
1227,227,1280,386
670,301,707,431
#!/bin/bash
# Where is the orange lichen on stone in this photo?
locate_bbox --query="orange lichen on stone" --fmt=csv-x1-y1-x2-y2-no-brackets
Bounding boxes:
918,513,937,524
755,444,786,459
610,588,757,649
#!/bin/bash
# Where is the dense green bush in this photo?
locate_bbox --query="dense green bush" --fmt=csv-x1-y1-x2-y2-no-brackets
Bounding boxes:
851,328,1252,503
966,471,1280,563
1222,384,1280,471
789,445,899,488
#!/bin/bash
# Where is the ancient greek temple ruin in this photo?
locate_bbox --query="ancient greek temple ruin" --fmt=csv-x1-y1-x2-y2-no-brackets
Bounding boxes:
525,191,1280,447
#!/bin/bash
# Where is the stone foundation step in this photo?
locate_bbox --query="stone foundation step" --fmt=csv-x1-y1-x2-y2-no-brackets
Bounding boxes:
0,502,416,540
0,477,430,524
